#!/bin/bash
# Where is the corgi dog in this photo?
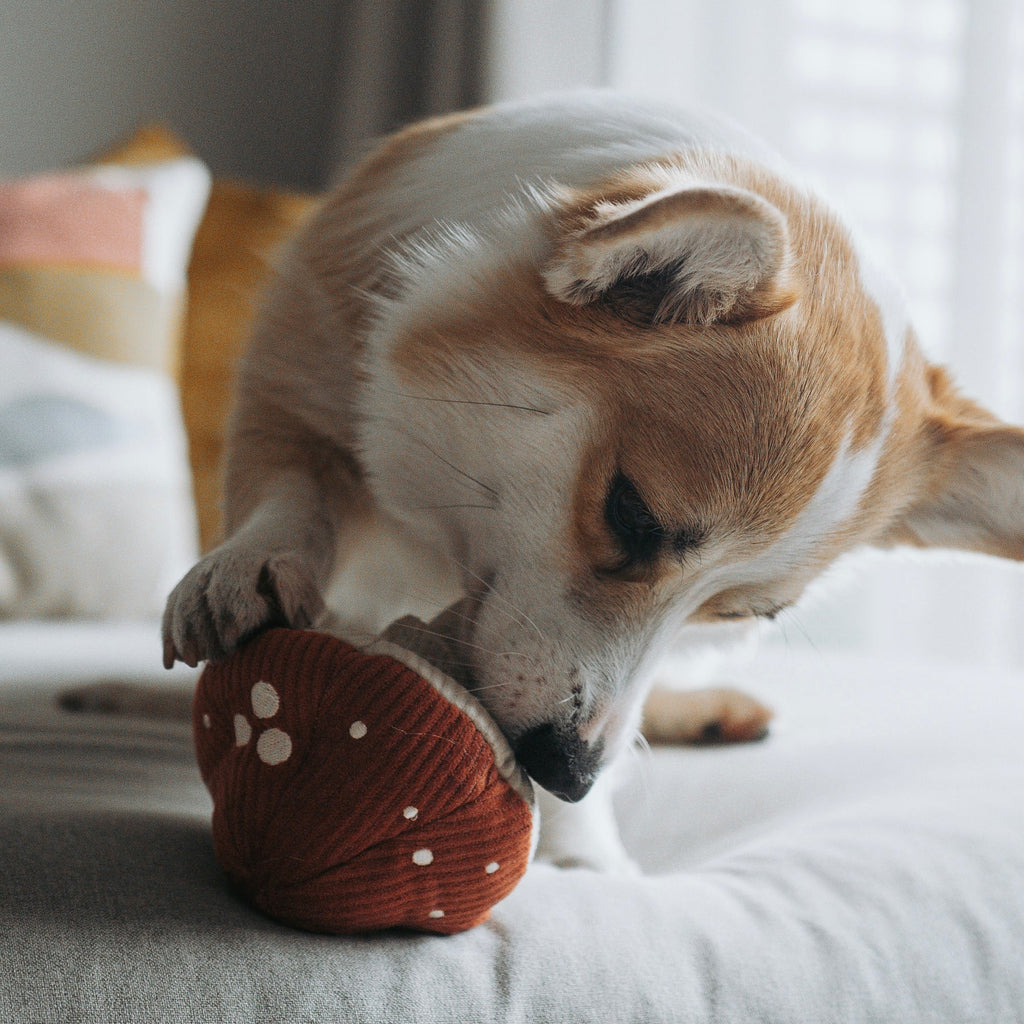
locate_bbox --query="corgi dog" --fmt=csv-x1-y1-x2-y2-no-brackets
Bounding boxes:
163,93,1024,870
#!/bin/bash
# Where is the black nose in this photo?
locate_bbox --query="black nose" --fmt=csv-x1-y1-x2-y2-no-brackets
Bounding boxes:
512,723,603,803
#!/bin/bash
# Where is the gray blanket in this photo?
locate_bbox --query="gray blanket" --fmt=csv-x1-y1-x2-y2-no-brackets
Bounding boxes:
2,624,1023,1023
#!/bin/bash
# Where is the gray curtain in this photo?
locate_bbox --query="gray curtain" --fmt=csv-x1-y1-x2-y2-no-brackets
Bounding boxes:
325,0,485,180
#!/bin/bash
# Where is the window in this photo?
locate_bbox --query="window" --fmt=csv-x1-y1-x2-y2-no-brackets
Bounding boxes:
606,0,1024,667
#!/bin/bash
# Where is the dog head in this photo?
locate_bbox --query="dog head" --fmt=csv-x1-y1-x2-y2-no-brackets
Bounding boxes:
361,151,1024,801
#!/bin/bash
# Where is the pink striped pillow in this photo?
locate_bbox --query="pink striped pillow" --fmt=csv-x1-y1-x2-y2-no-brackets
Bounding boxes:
0,152,211,619
0,174,145,272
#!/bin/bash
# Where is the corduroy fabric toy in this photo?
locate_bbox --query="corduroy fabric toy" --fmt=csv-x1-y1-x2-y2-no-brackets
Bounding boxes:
193,618,537,935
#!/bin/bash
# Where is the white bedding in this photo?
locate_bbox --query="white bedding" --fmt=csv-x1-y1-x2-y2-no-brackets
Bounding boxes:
1,620,1022,1023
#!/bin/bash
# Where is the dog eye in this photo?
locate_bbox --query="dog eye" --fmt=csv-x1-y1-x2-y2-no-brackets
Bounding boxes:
716,603,787,622
604,473,664,564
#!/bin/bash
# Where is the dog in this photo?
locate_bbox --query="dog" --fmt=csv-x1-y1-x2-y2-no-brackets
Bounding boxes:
161,92,1024,871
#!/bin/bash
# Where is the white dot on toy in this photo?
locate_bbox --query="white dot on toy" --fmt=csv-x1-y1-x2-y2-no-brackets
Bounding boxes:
429,910,445,919
349,720,367,739
233,714,251,746
485,861,500,874
412,848,434,866
257,728,293,766
251,680,280,719
403,806,418,820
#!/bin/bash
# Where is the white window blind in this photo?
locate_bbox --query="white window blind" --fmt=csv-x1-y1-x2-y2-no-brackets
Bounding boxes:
787,0,966,361
606,0,1024,668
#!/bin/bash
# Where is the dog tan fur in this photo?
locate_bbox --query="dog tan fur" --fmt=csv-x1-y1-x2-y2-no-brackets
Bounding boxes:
162,94,1024,868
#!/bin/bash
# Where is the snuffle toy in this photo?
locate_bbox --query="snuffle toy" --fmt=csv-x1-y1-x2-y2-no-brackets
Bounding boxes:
193,607,537,935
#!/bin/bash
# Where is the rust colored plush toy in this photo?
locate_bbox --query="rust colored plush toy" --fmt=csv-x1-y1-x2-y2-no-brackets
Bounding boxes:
193,618,536,935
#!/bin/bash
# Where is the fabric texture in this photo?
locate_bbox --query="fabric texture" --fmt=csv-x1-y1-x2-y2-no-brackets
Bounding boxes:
194,628,535,934
88,124,318,552
181,178,317,551
1,623,1023,1023
0,322,197,617
0,149,210,378
0,136,209,619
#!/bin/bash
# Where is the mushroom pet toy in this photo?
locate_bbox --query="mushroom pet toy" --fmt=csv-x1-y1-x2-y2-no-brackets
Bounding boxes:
193,608,537,935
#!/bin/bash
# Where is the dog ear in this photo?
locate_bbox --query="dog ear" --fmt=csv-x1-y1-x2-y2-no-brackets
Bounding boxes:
883,369,1024,560
543,182,797,326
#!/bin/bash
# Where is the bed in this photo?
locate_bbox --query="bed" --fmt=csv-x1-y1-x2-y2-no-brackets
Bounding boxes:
3,623,1024,1022
2,128,1023,1024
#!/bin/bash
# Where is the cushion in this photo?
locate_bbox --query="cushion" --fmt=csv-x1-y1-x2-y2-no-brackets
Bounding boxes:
0,322,197,616
0,145,210,378
181,179,318,550
94,124,320,551
0,135,210,617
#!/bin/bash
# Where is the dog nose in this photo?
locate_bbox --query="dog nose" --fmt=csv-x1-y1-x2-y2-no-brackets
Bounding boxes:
512,723,603,803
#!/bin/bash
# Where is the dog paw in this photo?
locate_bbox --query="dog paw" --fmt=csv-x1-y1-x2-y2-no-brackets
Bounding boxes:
641,685,773,745
543,847,642,875
533,782,640,874
162,548,324,668
535,822,642,874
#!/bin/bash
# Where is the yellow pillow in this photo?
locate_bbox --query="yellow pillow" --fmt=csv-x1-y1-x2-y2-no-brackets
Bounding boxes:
183,180,319,551
96,126,320,553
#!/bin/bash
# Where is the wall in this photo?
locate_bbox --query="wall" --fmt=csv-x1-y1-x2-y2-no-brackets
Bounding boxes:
0,0,342,188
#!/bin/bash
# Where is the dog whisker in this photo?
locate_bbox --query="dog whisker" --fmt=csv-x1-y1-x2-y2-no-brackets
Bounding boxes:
624,732,657,810
408,433,498,500
377,387,552,416
373,415,499,501
463,680,525,694
632,730,652,758
414,600,492,637
409,503,497,512
452,558,548,644
386,621,533,661
779,611,820,654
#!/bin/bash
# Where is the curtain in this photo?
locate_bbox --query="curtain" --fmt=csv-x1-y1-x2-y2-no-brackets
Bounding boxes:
483,0,1024,668
326,0,484,175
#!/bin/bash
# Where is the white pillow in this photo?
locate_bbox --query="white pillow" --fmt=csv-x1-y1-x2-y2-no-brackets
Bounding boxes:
0,150,211,619
0,321,197,617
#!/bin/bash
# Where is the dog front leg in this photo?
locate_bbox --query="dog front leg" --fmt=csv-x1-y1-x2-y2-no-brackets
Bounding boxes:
534,768,639,874
162,481,329,667
162,414,364,667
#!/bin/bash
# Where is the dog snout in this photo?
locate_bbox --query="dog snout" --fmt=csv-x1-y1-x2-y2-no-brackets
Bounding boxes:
512,723,604,803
